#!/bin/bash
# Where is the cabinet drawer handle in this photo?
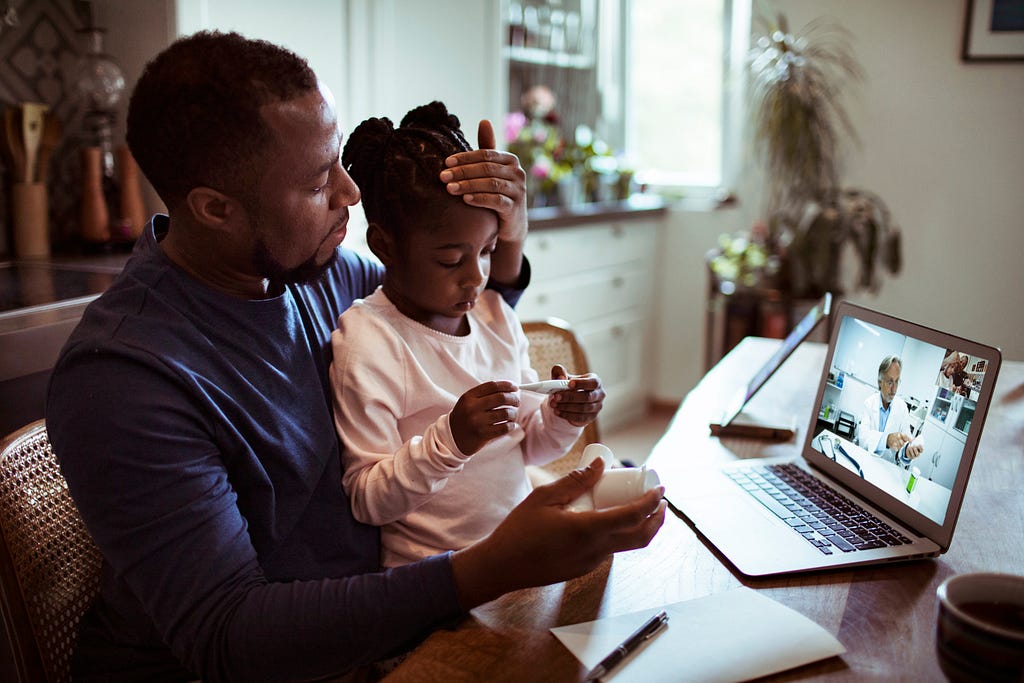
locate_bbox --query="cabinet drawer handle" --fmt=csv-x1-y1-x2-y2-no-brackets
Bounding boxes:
537,238,551,251
611,326,625,337
537,294,549,305
611,224,624,238
611,276,625,288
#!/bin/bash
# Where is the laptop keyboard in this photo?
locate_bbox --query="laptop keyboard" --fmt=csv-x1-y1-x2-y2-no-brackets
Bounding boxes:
726,463,913,555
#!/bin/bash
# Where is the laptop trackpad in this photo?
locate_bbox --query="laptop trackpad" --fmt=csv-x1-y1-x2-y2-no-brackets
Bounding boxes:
677,493,823,577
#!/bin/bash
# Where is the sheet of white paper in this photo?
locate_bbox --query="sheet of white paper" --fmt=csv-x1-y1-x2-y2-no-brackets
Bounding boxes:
550,587,845,683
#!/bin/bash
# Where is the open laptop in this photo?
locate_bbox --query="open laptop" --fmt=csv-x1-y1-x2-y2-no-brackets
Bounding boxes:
710,292,832,439
670,300,1002,577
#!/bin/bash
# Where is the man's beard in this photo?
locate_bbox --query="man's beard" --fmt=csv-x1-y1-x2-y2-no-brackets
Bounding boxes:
252,235,338,286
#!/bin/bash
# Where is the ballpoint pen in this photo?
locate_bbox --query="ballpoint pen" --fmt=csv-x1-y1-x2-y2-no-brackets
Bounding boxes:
583,610,669,681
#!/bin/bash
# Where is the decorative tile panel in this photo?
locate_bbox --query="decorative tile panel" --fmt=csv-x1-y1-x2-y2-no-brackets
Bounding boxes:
0,0,94,254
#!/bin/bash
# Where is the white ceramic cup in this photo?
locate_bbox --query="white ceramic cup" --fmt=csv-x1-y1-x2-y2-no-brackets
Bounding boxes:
935,572,1024,682
591,466,661,510
568,443,660,511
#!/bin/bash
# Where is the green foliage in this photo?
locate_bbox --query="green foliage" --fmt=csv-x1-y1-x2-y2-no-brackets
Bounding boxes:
743,10,901,297
748,13,862,214
709,230,775,288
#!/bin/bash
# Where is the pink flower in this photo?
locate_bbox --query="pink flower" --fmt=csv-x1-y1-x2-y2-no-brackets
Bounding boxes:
504,111,527,143
521,85,556,120
530,155,552,179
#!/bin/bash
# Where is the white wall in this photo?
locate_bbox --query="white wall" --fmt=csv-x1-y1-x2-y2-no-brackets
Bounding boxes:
93,0,350,214
652,0,1024,403
98,0,509,122
175,0,349,113
96,0,504,240
343,1,504,135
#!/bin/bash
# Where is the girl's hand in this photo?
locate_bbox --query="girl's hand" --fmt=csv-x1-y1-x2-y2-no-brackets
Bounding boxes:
548,364,605,427
450,380,520,455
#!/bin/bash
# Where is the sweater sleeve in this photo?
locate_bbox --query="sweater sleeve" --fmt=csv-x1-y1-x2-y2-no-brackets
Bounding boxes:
47,350,463,683
332,308,471,526
487,254,531,309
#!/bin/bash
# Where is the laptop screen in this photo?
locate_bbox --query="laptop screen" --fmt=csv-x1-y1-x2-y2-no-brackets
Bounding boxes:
804,302,1001,546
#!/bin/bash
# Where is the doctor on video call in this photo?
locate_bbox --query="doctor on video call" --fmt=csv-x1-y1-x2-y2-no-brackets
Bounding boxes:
856,355,923,467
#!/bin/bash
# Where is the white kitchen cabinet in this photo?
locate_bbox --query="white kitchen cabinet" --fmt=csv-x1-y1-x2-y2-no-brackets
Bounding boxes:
918,418,947,480
931,426,966,490
919,414,968,490
516,219,660,431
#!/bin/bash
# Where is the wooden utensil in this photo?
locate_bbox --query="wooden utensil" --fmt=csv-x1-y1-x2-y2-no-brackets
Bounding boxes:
0,110,12,172
116,145,147,239
79,146,110,244
36,112,62,181
21,102,49,182
12,181,50,258
3,106,25,182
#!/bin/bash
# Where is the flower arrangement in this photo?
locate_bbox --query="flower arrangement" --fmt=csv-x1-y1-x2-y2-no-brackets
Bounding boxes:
505,85,626,207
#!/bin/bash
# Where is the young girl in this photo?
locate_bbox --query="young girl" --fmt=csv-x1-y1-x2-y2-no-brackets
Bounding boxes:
332,101,604,567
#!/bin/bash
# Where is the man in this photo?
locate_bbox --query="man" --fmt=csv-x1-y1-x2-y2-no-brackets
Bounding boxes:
856,356,923,466
46,32,664,682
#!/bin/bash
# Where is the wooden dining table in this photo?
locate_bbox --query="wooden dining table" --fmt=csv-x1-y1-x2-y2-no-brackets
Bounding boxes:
384,337,1024,682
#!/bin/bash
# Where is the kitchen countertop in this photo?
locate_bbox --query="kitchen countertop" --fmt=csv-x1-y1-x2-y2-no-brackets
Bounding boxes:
0,259,127,331
0,260,123,314
527,193,667,230
1,194,668,320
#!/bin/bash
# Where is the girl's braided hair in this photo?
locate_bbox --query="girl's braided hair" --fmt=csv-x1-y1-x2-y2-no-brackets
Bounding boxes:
343,101,474,235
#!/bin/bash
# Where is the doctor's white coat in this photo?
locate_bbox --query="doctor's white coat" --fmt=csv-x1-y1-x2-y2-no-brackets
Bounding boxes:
856,392,912,465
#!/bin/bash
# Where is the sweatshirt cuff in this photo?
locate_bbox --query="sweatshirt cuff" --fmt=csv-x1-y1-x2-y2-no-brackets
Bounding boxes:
436,413,470,462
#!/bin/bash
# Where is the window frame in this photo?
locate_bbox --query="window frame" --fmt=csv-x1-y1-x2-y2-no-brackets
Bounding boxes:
605,0,750,201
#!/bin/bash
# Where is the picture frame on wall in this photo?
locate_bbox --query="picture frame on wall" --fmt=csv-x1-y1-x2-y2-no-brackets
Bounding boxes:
962,0,1024,61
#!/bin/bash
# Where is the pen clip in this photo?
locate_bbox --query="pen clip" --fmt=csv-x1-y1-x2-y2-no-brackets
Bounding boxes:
643,613,669,640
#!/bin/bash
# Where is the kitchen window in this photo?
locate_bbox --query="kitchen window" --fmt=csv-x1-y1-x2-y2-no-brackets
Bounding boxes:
503,0,748,202
607,0,750,198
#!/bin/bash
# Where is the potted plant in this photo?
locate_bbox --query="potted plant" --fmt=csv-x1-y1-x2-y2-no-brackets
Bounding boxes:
745,12,902,297
505,85,628,208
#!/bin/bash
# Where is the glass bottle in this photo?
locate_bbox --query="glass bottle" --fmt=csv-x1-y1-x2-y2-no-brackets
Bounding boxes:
74,27,125,179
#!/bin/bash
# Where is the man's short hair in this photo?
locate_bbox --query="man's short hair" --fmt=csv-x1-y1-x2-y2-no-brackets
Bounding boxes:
878,355,902,381
126,31,318,210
